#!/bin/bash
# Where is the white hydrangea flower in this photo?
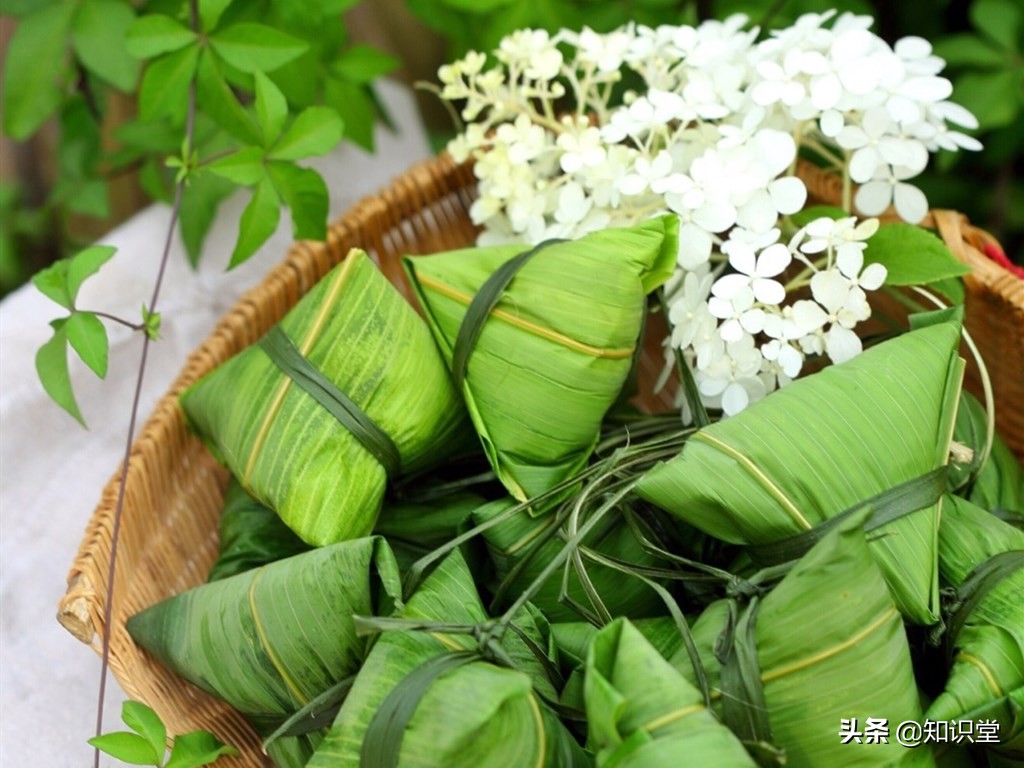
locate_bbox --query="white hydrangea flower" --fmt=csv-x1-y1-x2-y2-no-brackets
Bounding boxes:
855,164,929,223
439,16,981,417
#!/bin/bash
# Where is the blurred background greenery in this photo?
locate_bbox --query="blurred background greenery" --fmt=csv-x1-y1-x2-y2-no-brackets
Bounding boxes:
1,0,1020,299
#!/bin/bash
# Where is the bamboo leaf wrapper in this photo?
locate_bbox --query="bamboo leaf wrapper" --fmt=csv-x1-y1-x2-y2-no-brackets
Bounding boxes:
404,216,678,501
637,317,966,624
180,250,470,545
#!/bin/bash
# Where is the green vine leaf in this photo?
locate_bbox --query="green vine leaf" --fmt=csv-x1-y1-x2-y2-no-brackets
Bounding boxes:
195,49,262,144
164,730,239,768
330,44,399,84
198,0,235,32
67,244,117,301
206,146,266,185
208,23,308,74
139,45,201,123
179,172,235,266
36,320,85,426
1,2,76,140
230,178,280,268
66,312,109,378
33,262,73,309
254,71,288,147
122,701,168,763
88,730,161,766
266,162,329,241
269,106,345,161
125,14,198,59
71,0,140,92
970,0,1021,53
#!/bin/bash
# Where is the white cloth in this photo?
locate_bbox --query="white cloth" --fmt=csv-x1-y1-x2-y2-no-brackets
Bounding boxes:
0,79,432,766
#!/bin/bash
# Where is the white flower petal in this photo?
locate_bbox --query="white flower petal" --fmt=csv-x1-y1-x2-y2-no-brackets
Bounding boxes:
836,247,864,279
819,109,844,137
792,300,828,332
721,382,750,415
855,181,893,216
859,262,887,290
825,325,862,364
753,277,786,305
757,243,793,277
677,223,713,269
893,181,928,223
811,269,851,312
768,177,807,214
712,273,752,300
694,202,737,233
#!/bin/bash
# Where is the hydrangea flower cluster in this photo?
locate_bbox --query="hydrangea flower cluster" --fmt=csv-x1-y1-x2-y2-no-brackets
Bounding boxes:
437,11,980,416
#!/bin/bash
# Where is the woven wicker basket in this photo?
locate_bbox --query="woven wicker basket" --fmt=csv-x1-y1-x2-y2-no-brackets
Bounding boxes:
58,153,1023,768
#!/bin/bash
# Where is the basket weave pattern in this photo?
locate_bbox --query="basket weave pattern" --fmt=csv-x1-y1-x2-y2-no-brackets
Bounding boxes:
58,154,1022,767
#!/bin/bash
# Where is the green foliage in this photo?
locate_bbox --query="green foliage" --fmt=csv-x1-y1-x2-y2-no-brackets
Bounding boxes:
862,224,973,287
2,0,395,272
88,700,238,767
32,245,118,425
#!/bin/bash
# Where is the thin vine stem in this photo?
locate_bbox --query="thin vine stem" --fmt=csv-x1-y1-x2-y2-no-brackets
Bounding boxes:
92,2,199,763
78,309,144,332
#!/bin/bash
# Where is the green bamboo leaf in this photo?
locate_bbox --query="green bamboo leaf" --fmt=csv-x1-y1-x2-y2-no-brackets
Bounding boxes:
405,217,679,501
927,495,1024,751
127,538,402,761
269,107,344,161
122,701,167,763
71,0,139,91
585,618,756,766
87,731,160,765
67,244,116,302
230,178,280,268
206,147,266,186
330,45,399,84
209,23,308,73
198,0,234,32
164,730,239,768
125,14,197,59
179,171,235,267
862,223,971,286
65,312,108,378
206,478,309,582
32,261,72,309
138,45,200,122
36,320,85,425
971,0,1021,53
1,2,75,140
195,49,262,144
266,162,328,241
179,251,470,544
254,70,288,146
934,34,1008,68
638,318,966,625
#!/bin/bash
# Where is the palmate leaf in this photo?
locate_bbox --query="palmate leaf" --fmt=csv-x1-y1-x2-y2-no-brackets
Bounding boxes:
404,216,678,501
637,315,966,625
127,536,402,760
